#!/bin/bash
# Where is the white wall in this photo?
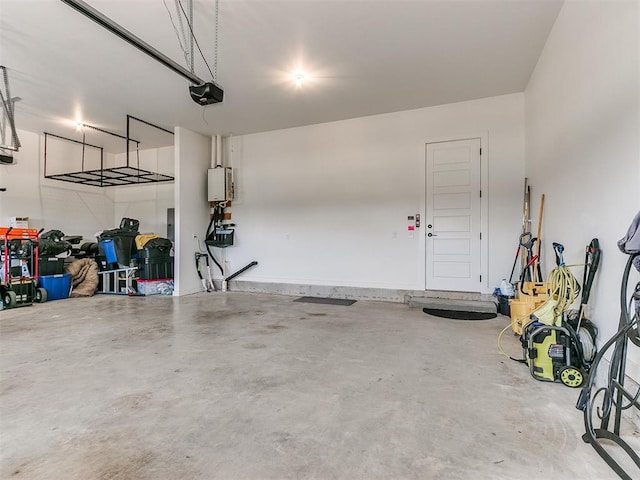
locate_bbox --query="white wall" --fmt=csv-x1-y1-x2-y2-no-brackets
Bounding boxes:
113,183,174,237
525,2,640,379
223,93,525,293
173,127,211,296
112,146,175,236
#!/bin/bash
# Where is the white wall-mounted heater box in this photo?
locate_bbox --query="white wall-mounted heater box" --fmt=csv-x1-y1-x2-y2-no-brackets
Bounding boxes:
208,167,233,202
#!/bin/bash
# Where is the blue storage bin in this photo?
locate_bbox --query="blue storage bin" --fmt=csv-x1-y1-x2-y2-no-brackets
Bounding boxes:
38,273,72,300
98,237,134,267
100,239,118,264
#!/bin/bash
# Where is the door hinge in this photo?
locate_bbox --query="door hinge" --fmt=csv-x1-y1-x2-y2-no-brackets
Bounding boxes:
479,148,482,155
479,232,482,240
480,190,482,198
480,275,482,282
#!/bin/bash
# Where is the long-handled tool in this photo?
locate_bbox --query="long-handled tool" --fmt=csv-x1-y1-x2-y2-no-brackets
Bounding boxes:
508,243,521,284
509,178,532,285
195,252,215,292
576,239,601,332
533,194,545,282
518,232,542,284
520,178,531,276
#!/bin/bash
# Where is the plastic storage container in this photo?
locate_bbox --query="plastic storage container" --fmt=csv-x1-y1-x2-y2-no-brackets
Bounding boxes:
38,273,72,300
38,257,65,276
136,278,174,295
137,257,174,280
99,236,134,267
137,237,172,258
99,239,118,264
497,295,511,316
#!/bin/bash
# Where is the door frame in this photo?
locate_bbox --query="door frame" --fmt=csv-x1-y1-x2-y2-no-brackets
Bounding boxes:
421,132,489,293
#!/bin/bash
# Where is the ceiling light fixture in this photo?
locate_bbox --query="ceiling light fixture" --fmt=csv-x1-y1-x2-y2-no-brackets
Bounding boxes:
292,71,306,88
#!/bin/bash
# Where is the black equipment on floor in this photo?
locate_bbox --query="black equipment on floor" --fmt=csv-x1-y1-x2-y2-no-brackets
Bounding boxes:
577,250,640,480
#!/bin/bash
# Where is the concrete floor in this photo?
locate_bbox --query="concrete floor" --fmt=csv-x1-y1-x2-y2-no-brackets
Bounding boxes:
0,292,636,479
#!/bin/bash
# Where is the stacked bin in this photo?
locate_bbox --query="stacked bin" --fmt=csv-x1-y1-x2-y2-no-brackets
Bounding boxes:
137,238,173,280
98,232,137,268
38,230,70,275
39,273,72,300
98,218,140,269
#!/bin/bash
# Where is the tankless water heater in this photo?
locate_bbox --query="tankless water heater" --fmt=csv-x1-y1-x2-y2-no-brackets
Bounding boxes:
208,167,233,202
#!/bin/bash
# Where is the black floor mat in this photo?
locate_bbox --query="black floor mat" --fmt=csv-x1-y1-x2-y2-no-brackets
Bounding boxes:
294,296,356,306
422,308,497,320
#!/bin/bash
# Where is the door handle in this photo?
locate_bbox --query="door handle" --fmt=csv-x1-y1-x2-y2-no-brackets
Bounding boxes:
427,233,438,237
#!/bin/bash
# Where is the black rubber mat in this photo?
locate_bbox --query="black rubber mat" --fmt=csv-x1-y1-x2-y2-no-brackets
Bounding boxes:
294,296,356,306
422,308,497,320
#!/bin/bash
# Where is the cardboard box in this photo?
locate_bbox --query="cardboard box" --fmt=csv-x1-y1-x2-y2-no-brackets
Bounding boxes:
10,217,29,228
510,282,549,335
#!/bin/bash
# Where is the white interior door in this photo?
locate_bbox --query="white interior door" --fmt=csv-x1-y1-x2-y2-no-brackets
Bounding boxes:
425,138,481,292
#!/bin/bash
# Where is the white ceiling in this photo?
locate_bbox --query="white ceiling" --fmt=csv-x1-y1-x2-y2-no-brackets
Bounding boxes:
1,0,562,152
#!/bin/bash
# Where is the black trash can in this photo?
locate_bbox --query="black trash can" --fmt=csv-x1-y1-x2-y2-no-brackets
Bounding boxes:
99,229,138,268
497,295,512,316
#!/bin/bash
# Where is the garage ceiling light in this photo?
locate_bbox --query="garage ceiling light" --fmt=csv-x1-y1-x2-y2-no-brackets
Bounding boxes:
292,71,307,88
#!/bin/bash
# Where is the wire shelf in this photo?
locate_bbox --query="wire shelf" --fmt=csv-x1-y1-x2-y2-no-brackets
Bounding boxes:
43,115,174,188
45,166,174,187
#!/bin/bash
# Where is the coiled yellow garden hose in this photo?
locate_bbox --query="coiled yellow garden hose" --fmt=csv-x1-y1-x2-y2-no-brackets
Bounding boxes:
497,263,582,360
546,263,581,325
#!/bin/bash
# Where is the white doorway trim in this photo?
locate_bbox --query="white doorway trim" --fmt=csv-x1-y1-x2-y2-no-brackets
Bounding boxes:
420,132,489,293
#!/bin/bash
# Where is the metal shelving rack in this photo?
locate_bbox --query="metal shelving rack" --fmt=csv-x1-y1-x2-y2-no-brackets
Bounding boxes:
44,115,174,187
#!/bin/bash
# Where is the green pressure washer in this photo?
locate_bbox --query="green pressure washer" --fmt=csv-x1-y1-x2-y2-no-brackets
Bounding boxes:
523,321,585,387
520,240,600,387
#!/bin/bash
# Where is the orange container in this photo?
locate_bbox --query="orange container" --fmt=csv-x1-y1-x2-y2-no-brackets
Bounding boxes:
0,227,39,239
510,282,549,335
